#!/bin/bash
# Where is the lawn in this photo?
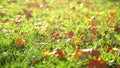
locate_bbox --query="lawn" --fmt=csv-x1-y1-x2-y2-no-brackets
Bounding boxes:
0,0,120,68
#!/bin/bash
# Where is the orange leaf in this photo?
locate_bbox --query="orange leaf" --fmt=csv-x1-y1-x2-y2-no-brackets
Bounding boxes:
91,19,97,26
28,1,39,7
109,12,115,20
77,0,82,4
0,11,4,16
16,38,25,47
90,35,96,41
80,34,86,41
42,0,46,5
43,50,49,58
2,18,9,24
74,49,83,57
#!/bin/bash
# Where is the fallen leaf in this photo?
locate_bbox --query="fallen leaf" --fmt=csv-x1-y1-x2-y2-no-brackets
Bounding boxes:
23,9,32,19
16,38,25,47
14,18,22,25
114,23,120,33
70,6,76,10
27,1,39,7
42,0,46,5
115,65,120,68
43,50,49,58
55,48,65,58
87,60,108,68
107,46,118,53
91,19,97,26
14,29,20,33
107,46,113,52
66,31,74,38
91,27,98,35
90,35,96,41
0,12,4,17
77,0,82,4
72,36,80,46
51,30,61,40
80,34,86,41
74,49,83,57
33,59,39,64
90,50,101,58
109,12,115,20
2,18,9,24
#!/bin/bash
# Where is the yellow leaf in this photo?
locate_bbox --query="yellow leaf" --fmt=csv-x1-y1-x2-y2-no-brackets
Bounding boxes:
72,36,80,45
49,18,55,23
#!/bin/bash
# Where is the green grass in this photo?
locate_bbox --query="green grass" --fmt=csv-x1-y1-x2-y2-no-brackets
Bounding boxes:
0,0,120,68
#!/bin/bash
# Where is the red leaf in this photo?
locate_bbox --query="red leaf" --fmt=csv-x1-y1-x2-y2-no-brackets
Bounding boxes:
107,46,113,52
115,65,120,68
66,31,74,38
56,48,65,58
87,60,108,68
91,50,101,58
